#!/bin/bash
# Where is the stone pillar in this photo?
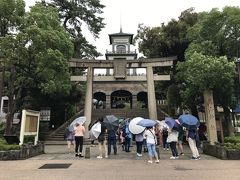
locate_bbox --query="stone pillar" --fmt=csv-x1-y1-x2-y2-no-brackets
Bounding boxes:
84,67,93,138
146,66,157,120
132,95,137,109
106,95,111,109
203,89,218,145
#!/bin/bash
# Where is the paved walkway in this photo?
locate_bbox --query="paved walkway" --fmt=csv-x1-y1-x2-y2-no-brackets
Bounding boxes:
0,144,240,180
41,143,216,160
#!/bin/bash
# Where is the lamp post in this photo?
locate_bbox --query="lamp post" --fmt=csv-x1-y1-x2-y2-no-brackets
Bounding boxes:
236,58,240,83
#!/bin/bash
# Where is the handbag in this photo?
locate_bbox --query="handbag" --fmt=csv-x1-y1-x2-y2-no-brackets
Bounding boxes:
167,131,178,143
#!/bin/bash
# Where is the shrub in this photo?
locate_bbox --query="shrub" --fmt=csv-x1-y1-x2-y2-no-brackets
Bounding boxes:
0,138,21,151
23,135,35,144
224,136,240,144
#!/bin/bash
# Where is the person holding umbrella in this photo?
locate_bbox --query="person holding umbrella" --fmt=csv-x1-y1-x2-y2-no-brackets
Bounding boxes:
107,128,117,155
178,114,200,160
74,123,85,157
186,128,200,160
164,117,180,159
97,117,108,159
166,127,179,159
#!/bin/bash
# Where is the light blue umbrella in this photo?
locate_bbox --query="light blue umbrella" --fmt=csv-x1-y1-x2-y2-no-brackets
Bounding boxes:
69,116,86,132
137,119,157,127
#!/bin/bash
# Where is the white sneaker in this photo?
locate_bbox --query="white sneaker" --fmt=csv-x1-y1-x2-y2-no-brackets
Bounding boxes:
147,160,153,163
137,153,142,157
155,160,159,163
166,148,169,151
175,156,179,159
97,156,103,159
105,155,108,158
170,156,176,159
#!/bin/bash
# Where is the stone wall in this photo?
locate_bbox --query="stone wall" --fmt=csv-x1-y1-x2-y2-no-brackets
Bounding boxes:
0,142,44,160
203,141,240,160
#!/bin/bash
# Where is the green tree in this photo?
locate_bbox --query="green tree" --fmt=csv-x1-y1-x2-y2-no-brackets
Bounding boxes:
48,0,105,58
185,6,240,135
0,3,74,134
177,52,235,144
0,0,25,135
0,0,25,37
134,8,198,116
135,8,198,60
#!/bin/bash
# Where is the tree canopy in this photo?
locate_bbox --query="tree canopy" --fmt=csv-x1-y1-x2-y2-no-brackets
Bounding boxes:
0,3,74,134
48,0,105,58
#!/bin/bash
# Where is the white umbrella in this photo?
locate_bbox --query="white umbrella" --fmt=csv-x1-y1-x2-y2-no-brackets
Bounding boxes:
156,120,168,130
129,117,145,135
69,116,86,131
90,122,101,138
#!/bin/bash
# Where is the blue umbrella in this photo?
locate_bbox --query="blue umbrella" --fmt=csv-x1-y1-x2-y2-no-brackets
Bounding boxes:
137,119,157,127
178,114,200,130
164,117,180,130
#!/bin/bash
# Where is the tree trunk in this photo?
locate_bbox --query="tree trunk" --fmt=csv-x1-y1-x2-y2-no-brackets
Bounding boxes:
203,89,218,145
5,66,16,135
223,106,235,136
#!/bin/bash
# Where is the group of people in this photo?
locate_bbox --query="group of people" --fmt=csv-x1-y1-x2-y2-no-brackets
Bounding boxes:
157,123,200,160
64,116,201,162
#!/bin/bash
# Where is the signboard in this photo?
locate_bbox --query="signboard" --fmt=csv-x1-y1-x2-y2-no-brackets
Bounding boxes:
19,109,40,145
113,38,129,43
40,109,51,121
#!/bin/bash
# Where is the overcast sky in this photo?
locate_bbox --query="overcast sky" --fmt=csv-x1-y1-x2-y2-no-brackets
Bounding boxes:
26,0,240,59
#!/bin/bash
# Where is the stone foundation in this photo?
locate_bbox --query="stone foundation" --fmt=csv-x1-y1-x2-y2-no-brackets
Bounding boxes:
202,141,240,160
0,142,44,160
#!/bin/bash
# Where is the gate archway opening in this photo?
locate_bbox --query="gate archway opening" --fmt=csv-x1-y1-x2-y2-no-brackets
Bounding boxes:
137,91,148,108
111,90,132,109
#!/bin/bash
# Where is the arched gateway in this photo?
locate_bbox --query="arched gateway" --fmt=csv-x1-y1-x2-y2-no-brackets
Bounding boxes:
69,30,176,137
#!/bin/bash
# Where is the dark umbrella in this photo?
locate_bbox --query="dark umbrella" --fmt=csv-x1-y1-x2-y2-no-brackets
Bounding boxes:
178,114,200,130
137,119,157,127
164,117,180,130
103,115,119,131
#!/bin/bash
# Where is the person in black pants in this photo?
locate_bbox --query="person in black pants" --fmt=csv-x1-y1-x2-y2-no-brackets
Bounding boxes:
107,129,117,155
74,123,85,157
135,132,144,156
167,129,179,159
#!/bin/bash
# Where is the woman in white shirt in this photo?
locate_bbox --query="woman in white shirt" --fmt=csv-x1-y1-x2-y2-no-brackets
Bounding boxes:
144,127,159,163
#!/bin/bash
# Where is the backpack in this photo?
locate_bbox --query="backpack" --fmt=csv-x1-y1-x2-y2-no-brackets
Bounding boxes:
162,129,168,136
